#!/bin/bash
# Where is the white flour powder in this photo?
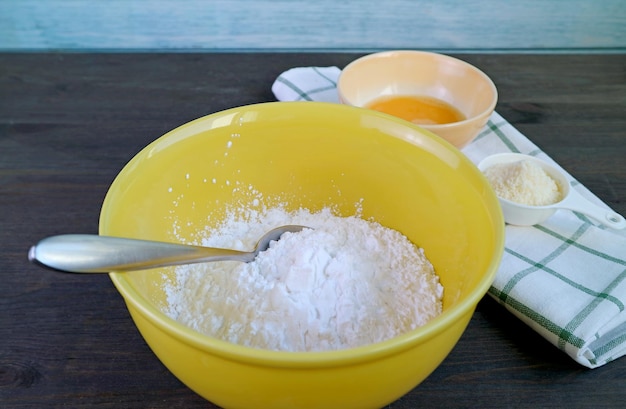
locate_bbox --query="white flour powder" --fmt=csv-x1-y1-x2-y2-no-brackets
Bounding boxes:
165,207,443,352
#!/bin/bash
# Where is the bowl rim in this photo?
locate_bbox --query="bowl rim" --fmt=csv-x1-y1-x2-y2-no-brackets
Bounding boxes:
337,50,498,130
105,101,505,368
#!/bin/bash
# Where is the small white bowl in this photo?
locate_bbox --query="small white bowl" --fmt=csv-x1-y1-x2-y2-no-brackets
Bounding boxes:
478,153,626,229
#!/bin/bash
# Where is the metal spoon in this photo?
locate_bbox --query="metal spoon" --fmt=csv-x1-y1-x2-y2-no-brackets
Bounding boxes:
28,225,308,273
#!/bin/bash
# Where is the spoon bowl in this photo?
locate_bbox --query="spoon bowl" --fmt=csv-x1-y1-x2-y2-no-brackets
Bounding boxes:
478,153,626,229
28,225,308,273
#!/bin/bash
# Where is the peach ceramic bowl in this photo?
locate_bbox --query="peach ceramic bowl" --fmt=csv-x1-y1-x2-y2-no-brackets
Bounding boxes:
337,50,498,149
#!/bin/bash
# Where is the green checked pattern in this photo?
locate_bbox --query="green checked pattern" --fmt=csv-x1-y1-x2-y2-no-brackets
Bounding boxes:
271,66,341,103
464,113,626,369
272,68,626,368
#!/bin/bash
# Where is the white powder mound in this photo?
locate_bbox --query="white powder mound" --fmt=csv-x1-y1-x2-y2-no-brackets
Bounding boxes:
484,159,562,206
165,207,443,352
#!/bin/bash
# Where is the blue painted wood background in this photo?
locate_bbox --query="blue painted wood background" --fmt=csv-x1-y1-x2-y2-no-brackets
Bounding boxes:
1,0,624,52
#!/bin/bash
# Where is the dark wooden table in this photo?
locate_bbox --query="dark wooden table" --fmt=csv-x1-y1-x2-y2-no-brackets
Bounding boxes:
1,53,625,408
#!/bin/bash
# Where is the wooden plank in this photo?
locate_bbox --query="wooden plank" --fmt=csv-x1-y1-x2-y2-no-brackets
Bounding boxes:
1,0,625,51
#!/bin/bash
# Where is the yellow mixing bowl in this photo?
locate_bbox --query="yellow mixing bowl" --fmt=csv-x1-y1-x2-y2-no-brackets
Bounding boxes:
101,102,504,409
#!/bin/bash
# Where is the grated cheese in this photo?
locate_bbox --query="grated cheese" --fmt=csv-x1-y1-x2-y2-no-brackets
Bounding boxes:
483,159,562,206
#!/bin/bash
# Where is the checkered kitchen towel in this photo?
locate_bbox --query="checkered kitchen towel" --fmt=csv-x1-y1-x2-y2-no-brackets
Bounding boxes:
272,66,626,368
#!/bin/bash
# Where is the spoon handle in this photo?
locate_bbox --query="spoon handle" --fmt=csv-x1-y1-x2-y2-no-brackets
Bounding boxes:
28,234,251,273
561,191,626,230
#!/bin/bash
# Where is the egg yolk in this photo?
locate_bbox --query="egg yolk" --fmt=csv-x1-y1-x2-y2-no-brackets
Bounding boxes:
366,95,465,125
